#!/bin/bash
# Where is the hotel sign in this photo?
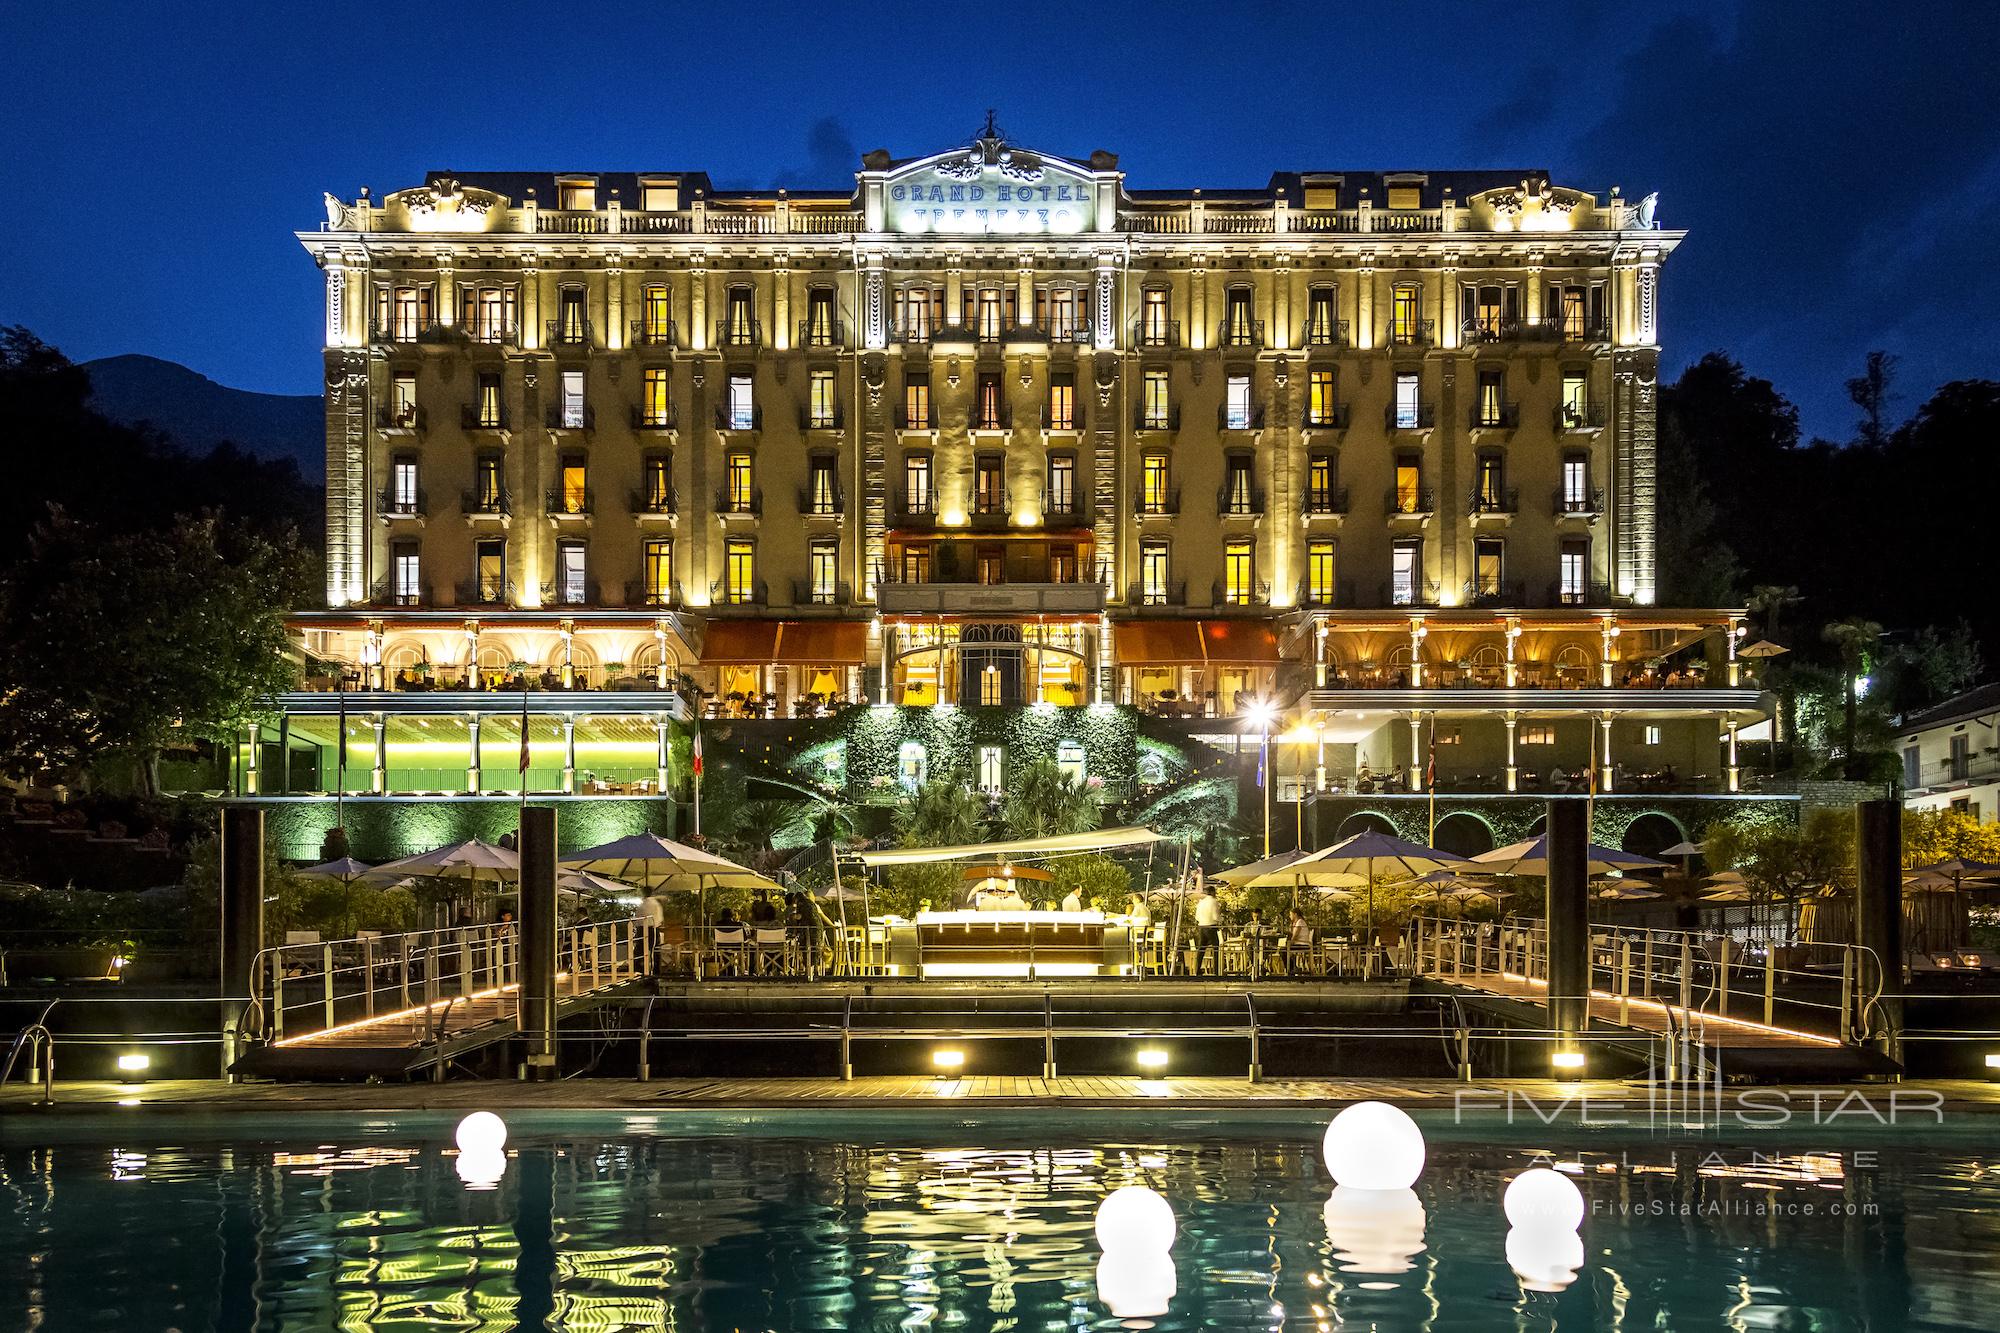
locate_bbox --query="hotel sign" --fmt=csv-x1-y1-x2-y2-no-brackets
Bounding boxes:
885,147,1097,235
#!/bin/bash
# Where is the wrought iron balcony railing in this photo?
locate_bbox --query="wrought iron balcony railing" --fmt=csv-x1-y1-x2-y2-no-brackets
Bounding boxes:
630,404,678,430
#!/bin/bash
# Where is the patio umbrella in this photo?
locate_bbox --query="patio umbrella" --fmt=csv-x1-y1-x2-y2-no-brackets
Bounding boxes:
297,856,375,884
1659,841,1706,859
562,833,783,946
1700,884,1758,903
1251,832,1475,968
1474,836,1669,877
363,839,521,920
1594,881,1661,901
1736,640,1789,659
1214,849,1305,886
557,869,645,901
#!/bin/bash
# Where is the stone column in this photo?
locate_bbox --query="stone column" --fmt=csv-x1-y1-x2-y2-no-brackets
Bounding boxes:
1726,719,1740,793
1407,712,1424,791
370,716,387,794
656,716,672,795
467,716,482,794
561,717,576,794
1504,712,1519,792
1598,714,1615,792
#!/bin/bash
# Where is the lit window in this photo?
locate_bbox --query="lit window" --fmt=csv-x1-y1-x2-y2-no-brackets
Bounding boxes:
1223,539,1255,605
1394,371,1421,428
808,457,838,515
476,371,503,428
641,368,671,427
559,456,587,514
725,539,756,604
1644,725,1663,746
1562,457,1590,510
900,545,931,584
1142,455,1171,514
1304,286,1337,345
1223,288,1255,346
809,370,837,428
389,373,418,426
556,286,587,344
810,539,839,604
1476,369,1504,427
474,454,503,510
1306,540,1337,604
903,374,931,428
390,457,418,512
558,179,595,211
475,539,506,602
1140,541,1170,605
639,179,679,212
1142,370,1171,429
975,289,1004,341
1224,375,1253,430
1306,454,1336,512
725,288,755,345
1475,454,1504,510
975,457,1005,513
559,369,585,428
975,374,1004,430
1307,368,1338,426
726,454,754,512
1047,455,1074,514
555,541,587,605
643,455,672,511
1391,539,1421,606
899,741,927,793
805,288,836,345
727,374,755,430
1394,460,1422,513
1047,374,1075,430
1224,457,1256,515
641,285,672,342
1473,538,1504,598
643,539,673,604
977,746,1004,793
1520,724,1556,746
1559,540,1589,604
1057,741,1086,786
1561,373,1589,427
1391,285,1422,344
1141,288,1171,345
391,542,421,605
904,455,933,514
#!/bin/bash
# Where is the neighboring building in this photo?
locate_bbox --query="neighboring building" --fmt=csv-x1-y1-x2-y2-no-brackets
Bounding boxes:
221,119,1774,857
1898,683,2000,822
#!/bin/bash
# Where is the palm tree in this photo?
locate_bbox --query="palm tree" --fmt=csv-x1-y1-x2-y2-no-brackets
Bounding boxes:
893,780,988,849
1000,758,1103,840
1822,617,1882,780
728,799,810,863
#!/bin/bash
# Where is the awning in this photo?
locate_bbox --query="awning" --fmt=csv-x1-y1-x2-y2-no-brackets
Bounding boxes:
1112,620,1281,664
699,620,869,665
1198,619,1281,663
853,826,1172,867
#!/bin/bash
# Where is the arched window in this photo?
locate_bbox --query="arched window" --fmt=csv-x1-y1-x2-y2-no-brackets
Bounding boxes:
1057,740,1086,786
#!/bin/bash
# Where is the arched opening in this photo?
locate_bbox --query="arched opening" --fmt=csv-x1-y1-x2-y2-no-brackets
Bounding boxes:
1620,811,1686,859
1523,812,1547,838
960,623,1025,706
1432,811,1495,857
1337,810,1399,841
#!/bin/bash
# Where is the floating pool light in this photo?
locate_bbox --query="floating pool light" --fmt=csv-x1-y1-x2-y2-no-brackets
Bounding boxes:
1096,1248,1177,1317
1321,1101,1426,1190
1506,1223,1585,1291
1322,1186,1427,1275
455,1111,508,1156
455,1146,508,1190
1095,1184,1176,1254
1502,1167,1585,1231
1136,1047,1170,1071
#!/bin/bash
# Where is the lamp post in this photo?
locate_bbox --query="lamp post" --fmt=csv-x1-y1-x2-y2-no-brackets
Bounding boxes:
1245,700,1277,857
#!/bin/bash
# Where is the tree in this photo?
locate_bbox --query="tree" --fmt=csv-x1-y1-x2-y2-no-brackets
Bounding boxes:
1902,808,2000,868
1821,618,1883,780
893,780,988,848
1000,758,1103,840
1048,853,1131,908
1704,807,1855,943
0,512,313,793
1845,350,1898,450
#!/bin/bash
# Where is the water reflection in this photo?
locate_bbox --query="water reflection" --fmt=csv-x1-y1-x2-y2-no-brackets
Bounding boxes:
0,1131,1983,1330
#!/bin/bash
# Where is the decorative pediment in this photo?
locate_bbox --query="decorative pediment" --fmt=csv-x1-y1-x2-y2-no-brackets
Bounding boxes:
385,179,506,232
878,113,1099,235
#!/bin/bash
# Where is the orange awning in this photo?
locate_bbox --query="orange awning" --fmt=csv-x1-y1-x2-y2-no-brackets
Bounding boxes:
1113,621,1204,664
700,620,869,665
1198,619,1281,663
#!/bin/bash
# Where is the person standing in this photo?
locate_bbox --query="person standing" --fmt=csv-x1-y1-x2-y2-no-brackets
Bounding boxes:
1060,886,1084,913
639,889,666,976
1193,885,1223,975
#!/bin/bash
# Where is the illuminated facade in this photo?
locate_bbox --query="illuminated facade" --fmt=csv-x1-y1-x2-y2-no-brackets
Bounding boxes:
266,121,1767,808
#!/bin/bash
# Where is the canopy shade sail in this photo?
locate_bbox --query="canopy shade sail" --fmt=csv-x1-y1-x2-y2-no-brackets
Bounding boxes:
853,826,1172,867
1110,620,1281,664
699,620,868,665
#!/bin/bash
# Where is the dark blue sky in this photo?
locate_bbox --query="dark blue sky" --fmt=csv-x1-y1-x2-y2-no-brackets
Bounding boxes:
5,0,1995,439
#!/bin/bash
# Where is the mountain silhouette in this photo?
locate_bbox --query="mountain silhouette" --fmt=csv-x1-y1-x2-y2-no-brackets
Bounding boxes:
83,354,322,476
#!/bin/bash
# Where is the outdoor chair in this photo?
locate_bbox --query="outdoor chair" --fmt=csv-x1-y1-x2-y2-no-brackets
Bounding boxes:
711,927,749,977
753,927,790,976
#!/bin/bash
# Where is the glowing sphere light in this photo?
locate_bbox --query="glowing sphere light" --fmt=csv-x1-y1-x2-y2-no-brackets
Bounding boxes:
1502,1167,1586,1231
455,1111,508,1156
455,1146,508,1190
1095,1185,1176,1254
1096,1249,1177,1318
1322,1186,1428,1275
1506,1224,1586,1291
1321,1101,1426,1190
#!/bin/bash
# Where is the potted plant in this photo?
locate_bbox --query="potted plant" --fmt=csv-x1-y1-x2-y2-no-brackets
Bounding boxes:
604,661,628,684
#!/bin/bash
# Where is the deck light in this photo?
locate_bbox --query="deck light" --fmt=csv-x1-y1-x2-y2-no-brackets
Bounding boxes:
1985,1052,2000,1080
1551,1049,1586,1076
115,1053,150,1083
1503,1167,1585,1230
1322,1101,1426,1191
1136,1048,1170,1071
931,1047,965,1072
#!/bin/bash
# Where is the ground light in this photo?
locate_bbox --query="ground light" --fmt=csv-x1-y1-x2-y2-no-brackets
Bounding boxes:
1986,1052,2000,1082
1551,1048,1587,1078
115,1053,150,1084
1322,1101,1426,1190
931,1047,965,1076
1135,1047,1169,1071
454,1112,509,1191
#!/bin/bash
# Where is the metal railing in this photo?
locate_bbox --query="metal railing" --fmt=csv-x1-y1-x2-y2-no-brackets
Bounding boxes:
376,489,427,518
1554,487,1605,516
1298,319,1350,349
630,486,677,516
1302,487,1349,516
546,404,596,431
631,404,678,430
546,318,594,348
1302,403,1350,430
1470,403,1520,430
715,319,762,349
460,488,512,516
546,488,593,516
796,318,846,349
630,319,679,348
1218,403,1265,430
1384,403,1436,431
1468,486,1518,514
1132,318,1181,349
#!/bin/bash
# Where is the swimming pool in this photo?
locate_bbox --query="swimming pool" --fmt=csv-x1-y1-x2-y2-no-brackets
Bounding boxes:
1,1109,1992,1330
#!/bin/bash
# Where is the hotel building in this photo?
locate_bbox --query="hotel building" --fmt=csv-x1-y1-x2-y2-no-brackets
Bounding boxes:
247,122,1775,854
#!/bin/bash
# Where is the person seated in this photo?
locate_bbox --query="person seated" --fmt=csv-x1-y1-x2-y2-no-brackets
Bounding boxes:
747,890,780,926
1285,908,1314,973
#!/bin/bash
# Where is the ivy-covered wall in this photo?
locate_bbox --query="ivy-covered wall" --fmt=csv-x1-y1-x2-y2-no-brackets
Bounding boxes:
227,796,680,861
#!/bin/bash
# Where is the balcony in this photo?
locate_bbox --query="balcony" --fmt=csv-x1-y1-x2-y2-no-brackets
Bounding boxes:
715,319,762,349
1469,403,1520,431
630,319,679,349
1560,320,1613,346
968,405,1013,432
792,578,851,607
799,485,845,518
877,577,1108,616
376,405,426,433
1302,403,1350,431
630,404,679,431
1297,578,1355,609
715,487,762,518
796,318,846,349
1217,318,1265,350
1040,495,1094,527
969,489,1012,528
460,488,512,518
624,580,680,610
456,579,515,607
1462,319,1560,347
545,404,596,433
714,405,763,432
1299,319,1351,350
1461,578,1526,608
370,319,447,346
1127,580,1188,607
461,405,510,431
1212,579,1271,609
1041,406,1084,432
1468,486,1519,517
1380,578,1443,608
800,405,845,431
376,489,427,519
1385,487,1435,518
1218,403,1265,431
890,497,936,528
541,579,592,608
546,318,594,349
1386,320,1435,348
369,577,426,608
709,578,769,607
1557,402,1607,431
889,323,935,346
546,488,593,518
1302,487,1349,517
630,487,677,519
1384,403,1436,432
1132,318,1181,350
895,406,937,431
1133,405,1180,432
1136,489,1180,518
1554,487,1606,518
1548,580,1621,608
1218,486,1266,519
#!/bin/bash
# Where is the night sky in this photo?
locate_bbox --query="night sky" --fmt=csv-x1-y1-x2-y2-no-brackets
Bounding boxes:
5,0,1995,440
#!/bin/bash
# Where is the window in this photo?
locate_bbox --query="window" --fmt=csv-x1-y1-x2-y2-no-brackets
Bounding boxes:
558,455,588,514
1142,454,1171,514
724,287,755,345
1475,369,1505,427
1903,745,1921,790
809,369,837,428
642,539,673,604
975,288,1004,341
559,369,586,428
640,179,679,211
1057,740,1087,786
978,662,1004,706
1475,454,1504,510
903,454,933,514
900,544,932,584
1391,285,1423,344
975,373,1005,430
1224,456,1256,515
1222,287,1255,346
1140,541,1170,604
475,371,503,428
1393,371,1421,429
1048,544,1078,583
726,374,755,430
1224,374,1253,429
1386,183,1422,210
555,540,587,605
725,539,756,604
555,286,587,344
1951,733,1971,781
977,546,1005,586
474,453,504,511
974,456,1005,513
390,457,419,512
1547,282,1606,339
1559,540,1589,604
378,285,432,341
1644,725,1664,747
1045,286,1082,340
1394,458,1422,513
464,285,517,342
1306,540,1337,605
1560,372,1590,427
1304,286,1338,345
1473,538,1504,598
476,538,506,602
640,285,672,343
391,541,421,605
898,741,927,794
558,179,595,211
1306,454,1337,512
804,288,836,346
1307,368,1338,426
1562,456,1590,511
1047,374,1076,430
897,287,937,340
808,456,838,515
810,539,839,604
641,367,671,427
1462,283,1517,340
1142,370,1171,429
1140,287,1170,345
1046,454,1075,516
389,373,418,426
643,455,672,511
903,373,931,428
1391,539,1421,606
1223,539,1256,605
726,453,755,512
1520,724,1557,746
977,746,1004,793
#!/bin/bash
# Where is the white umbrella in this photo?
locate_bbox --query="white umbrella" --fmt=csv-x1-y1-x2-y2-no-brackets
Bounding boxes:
1214,849,1305,886
561,832,778,894
297,856,374,884
1474,836,1668,877
1252,832,1475,969
365,838,519,883
557,869,646,899
1736,640,1789,659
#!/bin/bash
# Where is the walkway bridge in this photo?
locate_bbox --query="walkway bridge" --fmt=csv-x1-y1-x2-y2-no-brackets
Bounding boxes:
1410,915,1901,1081
233,918,648,1080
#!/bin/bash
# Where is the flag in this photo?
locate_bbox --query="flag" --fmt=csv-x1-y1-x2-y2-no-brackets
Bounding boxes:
518,688,531,776
1425,715,1437,791
692,727,704,779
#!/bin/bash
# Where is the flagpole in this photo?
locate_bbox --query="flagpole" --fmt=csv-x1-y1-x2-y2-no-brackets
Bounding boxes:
335,679,347,835
518,685,531,840
1426,713,1438,846
691,721,704,838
